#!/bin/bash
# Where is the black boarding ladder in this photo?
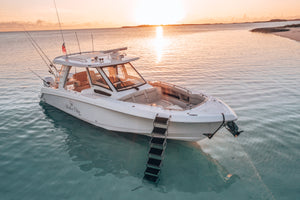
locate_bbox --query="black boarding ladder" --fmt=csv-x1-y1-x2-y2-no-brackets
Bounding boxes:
143,114,171,183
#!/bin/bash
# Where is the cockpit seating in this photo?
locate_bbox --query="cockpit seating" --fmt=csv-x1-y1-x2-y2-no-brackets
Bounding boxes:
72,71,91,92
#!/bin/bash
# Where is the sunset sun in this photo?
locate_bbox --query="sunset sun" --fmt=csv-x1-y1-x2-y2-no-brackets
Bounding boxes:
135,0,185,25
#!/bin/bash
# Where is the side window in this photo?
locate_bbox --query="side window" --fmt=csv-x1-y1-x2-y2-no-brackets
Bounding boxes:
65,67,91,92
87,68,110,90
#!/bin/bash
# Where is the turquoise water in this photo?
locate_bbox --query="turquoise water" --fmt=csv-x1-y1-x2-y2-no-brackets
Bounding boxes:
0,21,299,200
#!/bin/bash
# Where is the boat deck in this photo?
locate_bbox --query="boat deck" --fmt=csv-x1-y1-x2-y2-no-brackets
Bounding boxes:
149,99,183,110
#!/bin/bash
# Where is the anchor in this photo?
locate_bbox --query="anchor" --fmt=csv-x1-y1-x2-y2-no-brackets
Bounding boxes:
225,121,243,137
203,113,243,139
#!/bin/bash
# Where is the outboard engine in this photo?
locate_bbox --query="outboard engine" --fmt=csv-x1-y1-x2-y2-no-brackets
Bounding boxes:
225,121,243,137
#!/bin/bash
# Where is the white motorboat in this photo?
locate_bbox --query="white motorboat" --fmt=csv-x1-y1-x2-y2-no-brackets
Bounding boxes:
41,47,242,141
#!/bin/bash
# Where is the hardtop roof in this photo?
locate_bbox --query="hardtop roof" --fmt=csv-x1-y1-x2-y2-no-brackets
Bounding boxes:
53,47,139,68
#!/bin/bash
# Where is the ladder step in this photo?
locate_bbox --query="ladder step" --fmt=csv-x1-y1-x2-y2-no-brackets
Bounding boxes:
150,137,166,145
143,174,159,183
153,122,168,129
147,158,162,167
149,147,163,156
150,144,165,149
150,143,165,150
152,127,167,135
145,166,160,176
154,116,169,125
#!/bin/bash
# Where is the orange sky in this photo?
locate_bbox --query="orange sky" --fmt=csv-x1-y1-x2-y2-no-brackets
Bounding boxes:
0,0,300,31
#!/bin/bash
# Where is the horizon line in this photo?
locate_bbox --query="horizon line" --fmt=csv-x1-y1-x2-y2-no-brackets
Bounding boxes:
1,18,300,33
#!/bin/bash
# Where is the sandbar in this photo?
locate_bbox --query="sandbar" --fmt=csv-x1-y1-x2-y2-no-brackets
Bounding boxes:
251,24,300,42
274,28,300,42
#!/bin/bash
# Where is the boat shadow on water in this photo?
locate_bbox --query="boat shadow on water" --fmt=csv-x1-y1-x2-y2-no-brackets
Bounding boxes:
40,102,239,193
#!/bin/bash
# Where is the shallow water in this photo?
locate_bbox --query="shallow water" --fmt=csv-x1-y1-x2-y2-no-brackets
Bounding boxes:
0,21,299,200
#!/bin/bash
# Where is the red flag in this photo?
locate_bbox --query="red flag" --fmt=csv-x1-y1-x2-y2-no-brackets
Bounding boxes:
62,42,66,54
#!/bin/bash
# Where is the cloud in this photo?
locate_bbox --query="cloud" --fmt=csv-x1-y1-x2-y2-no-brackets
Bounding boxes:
0,20,102,32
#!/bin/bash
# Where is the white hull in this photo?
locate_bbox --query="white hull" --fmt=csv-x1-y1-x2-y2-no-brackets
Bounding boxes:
41,87,236,141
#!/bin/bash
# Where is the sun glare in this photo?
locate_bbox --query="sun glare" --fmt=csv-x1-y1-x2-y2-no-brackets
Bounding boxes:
155,26,164,63
135,0,185,25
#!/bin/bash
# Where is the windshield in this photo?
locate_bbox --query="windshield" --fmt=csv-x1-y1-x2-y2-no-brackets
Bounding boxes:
102,63,146,91
87,68,110,90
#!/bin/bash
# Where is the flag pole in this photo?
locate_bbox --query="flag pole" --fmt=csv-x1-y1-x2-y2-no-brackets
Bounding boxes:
53,0,67,57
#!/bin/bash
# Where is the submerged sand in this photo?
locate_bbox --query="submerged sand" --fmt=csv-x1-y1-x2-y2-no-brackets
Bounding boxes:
274,28,300,42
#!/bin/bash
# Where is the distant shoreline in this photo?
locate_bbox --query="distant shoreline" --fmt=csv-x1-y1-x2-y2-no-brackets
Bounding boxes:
1,18,300,33
122,19,300,28
250,24,300,42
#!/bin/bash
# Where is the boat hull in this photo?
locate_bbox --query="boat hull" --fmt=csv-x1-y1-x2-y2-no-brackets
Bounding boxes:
41,90,226,141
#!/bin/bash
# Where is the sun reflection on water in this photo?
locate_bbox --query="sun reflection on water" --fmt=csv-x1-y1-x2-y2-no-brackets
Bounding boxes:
154,26,167,63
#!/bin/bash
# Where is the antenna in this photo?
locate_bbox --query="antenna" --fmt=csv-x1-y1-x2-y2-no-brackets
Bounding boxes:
53,0,67,55
75,32,81,54
91,33,94,52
